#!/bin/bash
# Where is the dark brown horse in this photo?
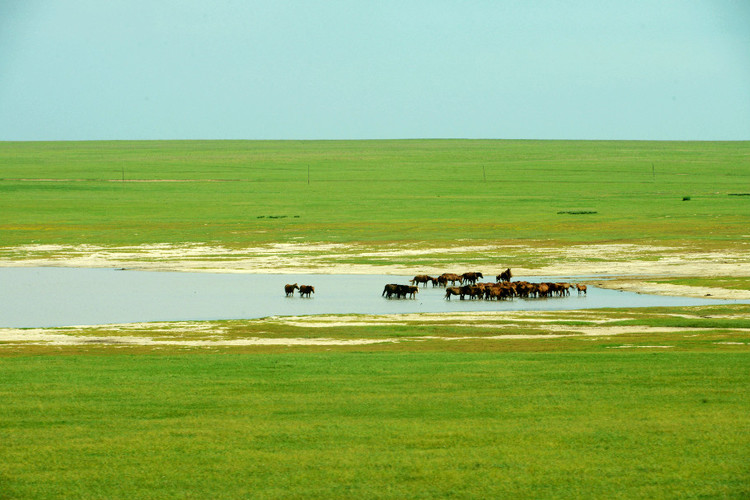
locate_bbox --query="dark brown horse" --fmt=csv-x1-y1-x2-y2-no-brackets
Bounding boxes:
485,283,513,300
284,283,299,296
461,272,483,285
397,285,419,299
496,268,512,283
383,284,419,299
382,284,400,298
299,285,315,297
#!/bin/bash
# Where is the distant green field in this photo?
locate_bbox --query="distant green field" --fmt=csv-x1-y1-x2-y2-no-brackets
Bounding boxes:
653,277,750,291
1,140,748,247
1,351,748,499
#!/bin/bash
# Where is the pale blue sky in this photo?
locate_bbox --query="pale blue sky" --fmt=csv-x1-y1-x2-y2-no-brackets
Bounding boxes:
1,1,749,141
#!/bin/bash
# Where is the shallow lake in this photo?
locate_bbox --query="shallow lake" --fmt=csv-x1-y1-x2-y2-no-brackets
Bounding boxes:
1,267,747,328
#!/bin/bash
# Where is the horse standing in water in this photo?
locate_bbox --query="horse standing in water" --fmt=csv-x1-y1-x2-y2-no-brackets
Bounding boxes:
410,275,436,287
496,268,512,283
284,283,299,296
299,285,315,298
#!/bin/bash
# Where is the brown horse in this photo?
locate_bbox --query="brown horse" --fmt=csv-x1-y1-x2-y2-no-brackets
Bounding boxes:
575,284,587,295
299,285,315,298
383,284,419,299
496,268,512,283
486,283,514,300
284,283,299,296
397,285,419,299
410,275,435,287
461,272,483,285
382,284,400,298
535,283,550,298
439,273,463,286
444,287,462,300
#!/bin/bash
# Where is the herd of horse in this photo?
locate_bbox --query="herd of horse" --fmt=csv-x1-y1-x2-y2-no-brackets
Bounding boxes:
389,269,587,300
443,280,587,301
285,269,588,301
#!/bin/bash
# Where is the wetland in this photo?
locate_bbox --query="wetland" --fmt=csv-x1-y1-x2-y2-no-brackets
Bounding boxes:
2,267,747,328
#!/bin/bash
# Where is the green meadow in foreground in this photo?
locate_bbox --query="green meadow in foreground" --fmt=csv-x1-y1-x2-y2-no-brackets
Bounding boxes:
1,139,748,247
1,351,749,499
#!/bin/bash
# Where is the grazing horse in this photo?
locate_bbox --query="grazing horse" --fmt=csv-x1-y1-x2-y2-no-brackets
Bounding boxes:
496,268,512,283
575,284,587,295
299,285,315,297
410,275,435,287
461,272,483,285
284,283,299,296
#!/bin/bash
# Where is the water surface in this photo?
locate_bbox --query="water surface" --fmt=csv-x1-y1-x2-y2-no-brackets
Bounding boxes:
1,267,745,328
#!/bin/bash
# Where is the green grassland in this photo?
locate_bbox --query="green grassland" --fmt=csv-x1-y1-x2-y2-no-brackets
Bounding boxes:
2,306,750,497
653,276,750,291
3,304,749,351
1,139,748,247
2,140,750,498
2,350,749,499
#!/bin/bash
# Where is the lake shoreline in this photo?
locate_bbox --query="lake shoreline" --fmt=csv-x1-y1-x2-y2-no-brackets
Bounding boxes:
2,241,750,300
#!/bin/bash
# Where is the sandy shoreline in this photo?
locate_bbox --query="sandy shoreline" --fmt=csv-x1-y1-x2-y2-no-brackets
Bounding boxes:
2,313,749,347
1,242,750,300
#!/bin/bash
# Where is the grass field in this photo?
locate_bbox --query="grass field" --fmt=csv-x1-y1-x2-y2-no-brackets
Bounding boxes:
2,305,750,498
2,140,750,498
2,350,749,499
1,140,749,247
653,277,750,291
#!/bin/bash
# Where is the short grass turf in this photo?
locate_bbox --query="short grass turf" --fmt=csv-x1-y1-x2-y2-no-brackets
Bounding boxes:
1,352,748,499
1,139,749,246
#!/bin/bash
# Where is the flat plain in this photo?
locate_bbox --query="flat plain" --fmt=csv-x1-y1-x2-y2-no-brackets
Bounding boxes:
1,140,749,498
1,139,749,247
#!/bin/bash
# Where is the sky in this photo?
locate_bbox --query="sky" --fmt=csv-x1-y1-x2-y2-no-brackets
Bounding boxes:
1,1,749,141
